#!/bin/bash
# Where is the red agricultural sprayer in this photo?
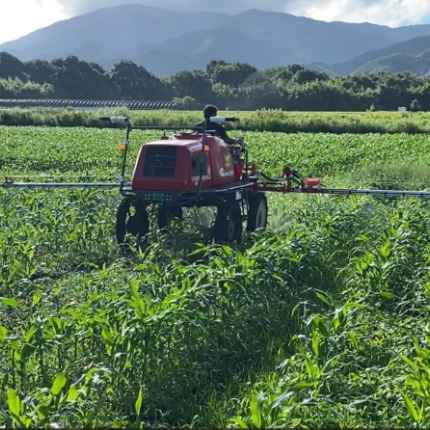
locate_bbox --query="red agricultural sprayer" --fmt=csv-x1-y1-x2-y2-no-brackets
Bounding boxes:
3,116,430,246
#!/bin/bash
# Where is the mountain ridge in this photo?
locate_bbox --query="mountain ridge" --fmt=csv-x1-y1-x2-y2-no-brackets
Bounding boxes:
2,4,430,76
313,35,430,76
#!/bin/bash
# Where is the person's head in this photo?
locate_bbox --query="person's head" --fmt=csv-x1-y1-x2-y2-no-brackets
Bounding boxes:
203,104,218,120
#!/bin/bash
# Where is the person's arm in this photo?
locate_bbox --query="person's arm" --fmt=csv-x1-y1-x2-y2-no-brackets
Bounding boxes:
218,124,237,145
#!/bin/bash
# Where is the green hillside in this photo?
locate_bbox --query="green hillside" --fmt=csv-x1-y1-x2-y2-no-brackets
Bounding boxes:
356,49,430,75
316,35,430,76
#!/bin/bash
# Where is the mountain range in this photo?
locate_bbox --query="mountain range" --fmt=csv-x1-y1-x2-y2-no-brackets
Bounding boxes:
1,4,430,77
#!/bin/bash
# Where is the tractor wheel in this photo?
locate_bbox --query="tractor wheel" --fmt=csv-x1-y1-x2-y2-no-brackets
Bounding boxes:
214,201,243,244
116,198,149,246
157,205,183,231
247,192,268,233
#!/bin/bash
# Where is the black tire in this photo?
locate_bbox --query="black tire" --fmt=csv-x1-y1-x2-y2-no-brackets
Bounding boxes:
213,201,243,244
157,205,183,230
247,192,268,233
116,198,149,246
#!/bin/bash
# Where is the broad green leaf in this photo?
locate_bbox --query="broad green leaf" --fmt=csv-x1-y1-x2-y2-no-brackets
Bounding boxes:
229,417,249,428
135,388,143,416
37,405,50,421
20,343,36,361
67,385,79,402
402,392,420,422
401,355,418,372
250,393,262,428
315,292,331,305
7,388,21,417
0,298,19,307
32,290,42,307
380,241,391,258
311,330,319,357
380,291,396,299
51,374,67,396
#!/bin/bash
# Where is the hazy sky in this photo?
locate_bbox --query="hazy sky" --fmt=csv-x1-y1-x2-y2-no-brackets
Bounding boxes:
1,0,430,44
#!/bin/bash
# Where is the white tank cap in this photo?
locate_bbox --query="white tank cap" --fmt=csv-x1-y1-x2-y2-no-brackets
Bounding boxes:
209,116,226,123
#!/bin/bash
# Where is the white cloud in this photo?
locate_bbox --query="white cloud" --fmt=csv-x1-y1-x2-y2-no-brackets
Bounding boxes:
52,0,430,26
289,0,430,27
0,0,67,44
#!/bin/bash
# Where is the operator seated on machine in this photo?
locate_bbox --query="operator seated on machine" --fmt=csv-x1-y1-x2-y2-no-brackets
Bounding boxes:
197,105,244,146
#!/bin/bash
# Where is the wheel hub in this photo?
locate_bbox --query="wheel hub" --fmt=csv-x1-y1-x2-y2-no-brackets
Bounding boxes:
246,192,268,233
126,213,140,235
214,202,243,244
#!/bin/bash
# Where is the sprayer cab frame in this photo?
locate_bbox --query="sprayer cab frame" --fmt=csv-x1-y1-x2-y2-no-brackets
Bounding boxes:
105,115,255,200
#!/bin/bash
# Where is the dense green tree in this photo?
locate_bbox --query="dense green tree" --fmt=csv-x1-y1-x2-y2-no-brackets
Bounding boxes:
292,68,330,84
166,70,216,102
0,78,54,98
0,52,28,82
26,60,55,85
2,52,430,112
110,60,170,100
50,56,111,99
206,60,228,79
211,62,258,87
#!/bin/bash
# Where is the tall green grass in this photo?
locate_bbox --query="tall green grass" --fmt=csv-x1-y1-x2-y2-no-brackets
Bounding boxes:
1,107,430,133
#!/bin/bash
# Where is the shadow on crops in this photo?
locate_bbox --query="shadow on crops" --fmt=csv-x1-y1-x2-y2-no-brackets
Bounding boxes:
102,201,385,427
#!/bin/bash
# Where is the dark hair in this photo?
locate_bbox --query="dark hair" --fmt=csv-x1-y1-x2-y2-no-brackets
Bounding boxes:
203,104,218,119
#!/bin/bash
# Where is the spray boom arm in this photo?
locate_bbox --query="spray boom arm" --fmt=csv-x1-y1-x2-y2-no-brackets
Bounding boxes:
3,116,430,200
253,164,430,198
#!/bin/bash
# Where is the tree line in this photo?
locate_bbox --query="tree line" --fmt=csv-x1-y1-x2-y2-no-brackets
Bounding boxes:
0,52,429,111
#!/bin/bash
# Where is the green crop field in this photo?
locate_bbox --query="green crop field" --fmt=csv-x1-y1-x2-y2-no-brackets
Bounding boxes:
2,125,430,428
